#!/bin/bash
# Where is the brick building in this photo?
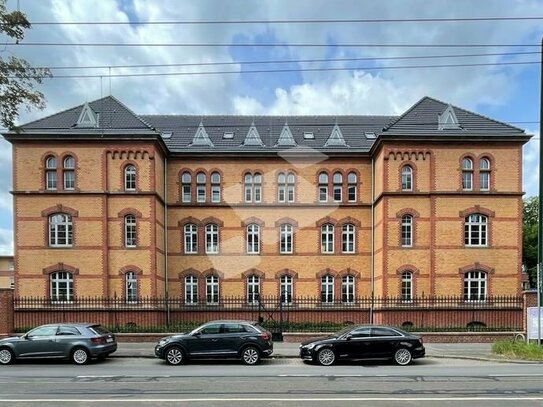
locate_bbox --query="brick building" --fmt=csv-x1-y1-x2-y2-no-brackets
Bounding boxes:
3,96,530,304
0,256,14,289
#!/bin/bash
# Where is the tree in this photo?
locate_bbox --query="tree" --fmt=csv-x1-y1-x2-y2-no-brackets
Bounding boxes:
523,196,539,287
0,0,51,129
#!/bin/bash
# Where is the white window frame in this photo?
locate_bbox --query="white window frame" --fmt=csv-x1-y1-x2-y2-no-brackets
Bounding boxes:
45,156,57,190
287,172,295,202
462,158,473,191
464,214,488,246
347,172,357,202
401,166,412,191
341,275,355,304
341,224,355,253
464,271,487,301
196,172,206,203
280,224,293,254
333,172,342,202
125,271,137,303
184,224,198,254
321,224,334,254
63,156,75,190
206,275,219,304
401,215,413,247
49,213,73,247
247,275,260,304
124,164,136,191
321,275,334,303
211,172,221,203
244,173,262,203
205,224,219,254
124,214,137,248
185,275,198,304
318,172,328,202
277,172,286,202
401,272,413,302
480,158,490,191
247,224,260,254
280,275,293,304
50,271,73,303
181,172,192,202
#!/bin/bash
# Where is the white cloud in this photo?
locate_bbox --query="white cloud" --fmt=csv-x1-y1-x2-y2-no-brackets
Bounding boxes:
523,129,539,198
0,228,14,255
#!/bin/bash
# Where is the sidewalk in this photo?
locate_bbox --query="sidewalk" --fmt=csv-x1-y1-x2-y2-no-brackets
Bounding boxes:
113,341,510,361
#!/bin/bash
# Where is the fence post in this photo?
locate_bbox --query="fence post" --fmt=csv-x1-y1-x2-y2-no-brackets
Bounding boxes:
0,289,14,337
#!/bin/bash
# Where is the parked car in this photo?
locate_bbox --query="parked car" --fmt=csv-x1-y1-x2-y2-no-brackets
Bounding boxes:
0,323,117,365
299,325,425,366
155,320,273,365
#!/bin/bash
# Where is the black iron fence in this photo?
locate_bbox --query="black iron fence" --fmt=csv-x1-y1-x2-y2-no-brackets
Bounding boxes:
13,295,524,333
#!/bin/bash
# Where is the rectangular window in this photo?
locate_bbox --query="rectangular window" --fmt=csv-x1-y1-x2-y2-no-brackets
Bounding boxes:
462,172,473,190
46,171,57,190
278,186,286,203
206,276,219,304
348,185,356,202
244,186,252,202
197,186,206,202
333,186,342,202
205,225,219,254
63,171,75,190
480,172,490,191
211,186,220,202
319,186,328,202
321,278,334,303
321,226,334,254
254,186,261,202
287,186,295,202
185,278,198,304
342,225,355,253
280,225,293,254
182,186,191,202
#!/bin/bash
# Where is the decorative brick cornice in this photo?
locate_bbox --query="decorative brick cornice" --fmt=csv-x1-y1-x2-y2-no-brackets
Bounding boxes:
459,262,495,274
396,208,420,218
118,208,143,218
275,217,298,227
316,216,338,227
316,268,338,278
119,265,143,275
459,205,495,218
337,216,361,227
396,264,420,275
202,268,224,279
275,268,298,279
178,216,203,227
242,217,265,227
202,217,224,227
42,263,79,275
178,268,202,279
387,150,431,161
41,204,79,217
338,267,360,278
241,268,265,279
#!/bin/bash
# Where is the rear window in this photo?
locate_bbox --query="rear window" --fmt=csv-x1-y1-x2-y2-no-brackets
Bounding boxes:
88,325,110,335
243,324,260,333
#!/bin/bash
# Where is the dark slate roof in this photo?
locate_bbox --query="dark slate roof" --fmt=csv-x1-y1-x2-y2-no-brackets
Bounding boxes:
141,115,395,153
382,96,526,136
18,96,155,134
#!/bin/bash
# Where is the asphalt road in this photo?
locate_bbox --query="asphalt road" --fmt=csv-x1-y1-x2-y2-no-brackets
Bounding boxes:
1,357,543,406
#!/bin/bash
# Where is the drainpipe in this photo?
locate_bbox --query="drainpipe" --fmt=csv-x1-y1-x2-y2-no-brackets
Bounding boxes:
370,157,375,324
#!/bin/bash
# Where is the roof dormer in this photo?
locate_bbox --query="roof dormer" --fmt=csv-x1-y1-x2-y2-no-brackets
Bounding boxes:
324,123,348,147
242,122,264,147
190,122,214,147
276,123,297,147
76,102,99,128
438,104,461,130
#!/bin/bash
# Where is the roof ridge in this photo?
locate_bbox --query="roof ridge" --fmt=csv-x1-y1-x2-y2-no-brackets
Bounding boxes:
382,96,430,131
140,114,397,119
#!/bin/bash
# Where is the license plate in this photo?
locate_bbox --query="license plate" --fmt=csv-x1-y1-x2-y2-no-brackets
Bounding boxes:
106,337,113,343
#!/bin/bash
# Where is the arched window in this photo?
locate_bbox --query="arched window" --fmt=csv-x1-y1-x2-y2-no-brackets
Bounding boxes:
401,271,413,302
464,214,487,246
347,172,357,202
205,224,219,254
45,156,57,190
280,275,293,304
49,213,73,247
63,156,75,190
480,158,490,191
211,172,221,203
401,215,413,247
321,275,334,303
464,271,487,301
462,158,473,191
50,271,73,302
341,275,355,304
206,275,219,304
318,172,329,202
321,224,334,253
277,172,286,202
184,224,198,254
244,172,262,203
181,172,192,202
125,271,137,303
333,172,343,202
247,224,260,254
247,275,260,304
124,164,136,191
124,215,137,247
196,172,206,202
279,224,293,254
401,166,412,191
342,224,355,253
287,172,295,202
185,275,198,304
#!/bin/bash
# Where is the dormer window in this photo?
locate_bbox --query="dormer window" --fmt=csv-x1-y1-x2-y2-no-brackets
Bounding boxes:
223,132,234,139
76,102,99,128
438,105,461,130
304,132,314,140
191,122,214,147
276,124,297,147
242,123,264,147
324,124,348,147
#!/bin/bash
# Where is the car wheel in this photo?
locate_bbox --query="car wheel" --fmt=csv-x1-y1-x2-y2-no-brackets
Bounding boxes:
71,347,90,365
241,346,260,365
165,346,185,366
394,348,412,366
0,347,14,365
317,348,336,366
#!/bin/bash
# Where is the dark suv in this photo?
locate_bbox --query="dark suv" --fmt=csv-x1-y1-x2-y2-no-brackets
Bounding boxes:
155,320,273,365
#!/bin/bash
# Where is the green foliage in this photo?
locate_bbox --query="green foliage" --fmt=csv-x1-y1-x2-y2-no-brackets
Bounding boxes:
0,0,51,129
523,196,539,287
492,340,543,360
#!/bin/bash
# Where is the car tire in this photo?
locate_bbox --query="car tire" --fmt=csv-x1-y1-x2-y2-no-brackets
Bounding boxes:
394,348,412,366
241,346,261,365
165,346,185,366
0,347,14,365
317,348,336,366
71,347,90,365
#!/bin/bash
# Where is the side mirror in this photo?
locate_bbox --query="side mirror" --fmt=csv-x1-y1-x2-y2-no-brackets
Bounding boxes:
192,331,201,337
345,334,352,341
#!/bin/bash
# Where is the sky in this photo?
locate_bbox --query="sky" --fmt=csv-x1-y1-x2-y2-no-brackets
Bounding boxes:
0,0,542,255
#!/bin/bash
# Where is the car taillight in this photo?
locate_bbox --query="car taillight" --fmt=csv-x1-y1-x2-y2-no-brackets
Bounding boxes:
419,338,424,345
91,337,105,344
259,332,271,341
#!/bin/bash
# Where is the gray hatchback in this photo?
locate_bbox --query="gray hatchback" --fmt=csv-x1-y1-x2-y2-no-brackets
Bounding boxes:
0,323,117,365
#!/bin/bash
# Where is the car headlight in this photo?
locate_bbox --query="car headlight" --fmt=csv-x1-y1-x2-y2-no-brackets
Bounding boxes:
304,343,316,350
158,338,170,346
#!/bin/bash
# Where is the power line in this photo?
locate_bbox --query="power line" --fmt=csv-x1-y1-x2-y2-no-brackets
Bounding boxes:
12,51,539,71
6,60,539,79
27,16,543,25
4,42,540,48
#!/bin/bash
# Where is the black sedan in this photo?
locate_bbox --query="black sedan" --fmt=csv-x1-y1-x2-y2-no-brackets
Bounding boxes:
0,323,117,365
155,320,273,366
300,325,425,366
